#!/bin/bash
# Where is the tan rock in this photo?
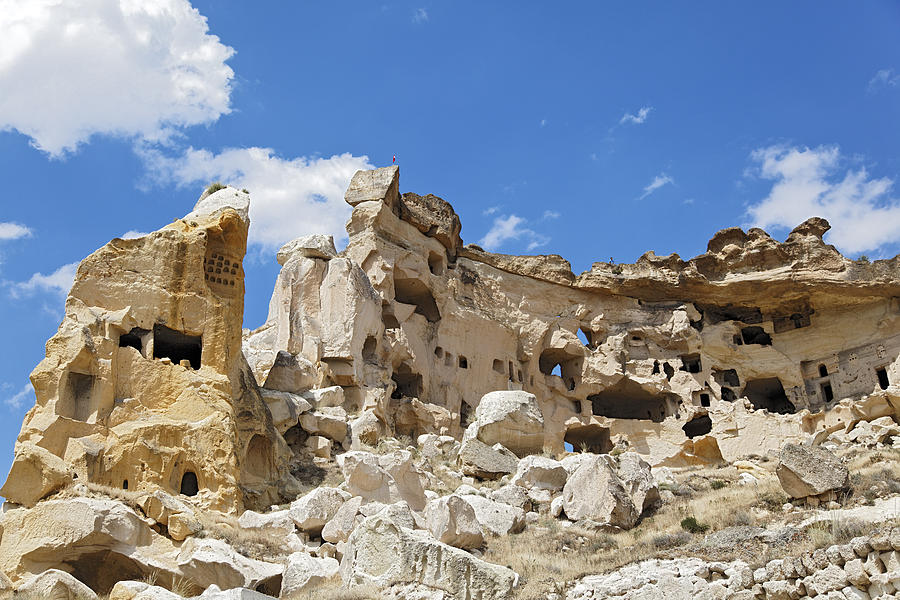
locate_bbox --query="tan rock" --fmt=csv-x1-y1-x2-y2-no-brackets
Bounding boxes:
457,437,518,480
289,487,349,536
339,450,427,511
280,552,340,598
167,512,201,541
15,569,97,600
322,496,363,544
424,494,484,549
776,443,850,499
0,442,73,507
459,494,526,536
175,537,282,590
339,514,517,600
511,455,568,491
471,391,544,457
561,454,638,528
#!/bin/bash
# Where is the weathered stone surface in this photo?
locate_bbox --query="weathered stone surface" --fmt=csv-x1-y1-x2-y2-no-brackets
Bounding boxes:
290,487,349,535
322,496,363,544
460,494,526,536
280,552,340,598
776,443,850,499
16,569,98,599
396,192,462,254
277,234,337,264
424,494,484,549
0,442,73,507
176,537,283,590
344,165,399,207
262,352,317,395
615,452,660,514
511,455,568,491
457,437,518,480
340,515,517,600
562,454,638,528
339,450,427,511
470,391,544,456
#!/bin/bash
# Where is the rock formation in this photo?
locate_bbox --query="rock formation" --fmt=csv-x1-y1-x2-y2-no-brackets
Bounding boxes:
0,166,899,599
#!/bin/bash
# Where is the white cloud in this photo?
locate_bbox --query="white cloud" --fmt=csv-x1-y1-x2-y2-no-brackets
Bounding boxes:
7,262,78,298
746,144,900,255
4,382,33,410
0,222,32,240
413,8,428,23
639,173,673,199
620,106,653,125
479,214,549,252
0,0,235,156
540,119,547,127
141,146,372,249
542,210,560,220
121,230,149,239
868,68,900,92
482,206,500,216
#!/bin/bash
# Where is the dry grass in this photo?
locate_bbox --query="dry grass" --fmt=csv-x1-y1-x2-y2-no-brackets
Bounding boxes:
193,511,286,561
484,464,793,599
303,579,384,599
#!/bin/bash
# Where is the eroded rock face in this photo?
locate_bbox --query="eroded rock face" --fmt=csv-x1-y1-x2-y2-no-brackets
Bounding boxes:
562,455,639,528
776,443,850,499
2,187,295,513
340,514,516,600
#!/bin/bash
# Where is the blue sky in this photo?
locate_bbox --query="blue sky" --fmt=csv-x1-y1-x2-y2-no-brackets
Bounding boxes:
1,1,899,480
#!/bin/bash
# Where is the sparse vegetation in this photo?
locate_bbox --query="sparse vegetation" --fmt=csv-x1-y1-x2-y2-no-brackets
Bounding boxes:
710,479,727,490
204,181,227,195
680,516,709,534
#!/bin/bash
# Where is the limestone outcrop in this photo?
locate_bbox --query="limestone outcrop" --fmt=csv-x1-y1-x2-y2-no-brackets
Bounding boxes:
1,166,899,599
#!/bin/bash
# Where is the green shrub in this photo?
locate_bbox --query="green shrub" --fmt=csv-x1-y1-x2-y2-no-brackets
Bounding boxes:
680,516,709,534
205,181,227,195
711,479,727,490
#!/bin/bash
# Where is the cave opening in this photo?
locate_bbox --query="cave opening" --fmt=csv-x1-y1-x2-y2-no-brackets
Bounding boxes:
118,327,147,353
588,379,675,422
153,324,202,369
391,363,422,399
564,424,612,454
394,278,441,322
876,367,890,390
180,471,199,496
64,371,95,421
682,414,712,438
740,326,772,346
742,377,795,414
680,354,702,374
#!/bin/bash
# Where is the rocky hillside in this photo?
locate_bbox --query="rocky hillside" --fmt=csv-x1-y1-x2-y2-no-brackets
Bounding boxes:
0,167,898,600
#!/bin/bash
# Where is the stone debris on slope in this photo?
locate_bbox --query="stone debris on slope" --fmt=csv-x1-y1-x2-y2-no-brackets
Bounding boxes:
0,166,899,599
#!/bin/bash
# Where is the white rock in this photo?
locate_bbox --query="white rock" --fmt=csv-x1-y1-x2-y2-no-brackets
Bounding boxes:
281,552,340,598
186,187,250,224
471,391,544,456
460,494,526,536
16,569,97,600
176,537,283,591
322,496,363,544
425,495,484,549
562,454,638,528
511,456,568,491
290,487,349,535
277,235,337,264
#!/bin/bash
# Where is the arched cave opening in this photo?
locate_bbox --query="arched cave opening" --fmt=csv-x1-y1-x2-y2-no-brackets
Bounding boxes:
564,424,612,454
391,363,423,399
393,277,441,322
362,336,378,363
588,379,676,422
180,471,199,496
742,377,795,414
244,434,274,478
427,252,444,275
682,414,712,438
66,550,148,596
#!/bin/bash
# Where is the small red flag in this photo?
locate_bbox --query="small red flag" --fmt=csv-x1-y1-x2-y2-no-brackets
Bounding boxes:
392,155,396,164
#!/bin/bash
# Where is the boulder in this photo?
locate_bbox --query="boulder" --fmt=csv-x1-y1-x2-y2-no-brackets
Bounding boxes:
396,192,463,254
322,496,363,544
262,352,317,395
0,443,73,507
280,552,340,598
340,515,517,600
460,494,526,536
776,443,850,499
15,569,97,600
424,495,484,549
299,409,348,443
290,487,349,535
302,386,345,409
344,165,399,207
238,509,296,538
490,484,531,511
417,434,460,461
615,452,660,514
457,437,518,480
176,537,283,590
110,581,182,599
339,451,427,511
561,454,639,528
168,512,201,541
511,456,568,491
259,389,310,434
470,391,544,456
277,234,337,264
